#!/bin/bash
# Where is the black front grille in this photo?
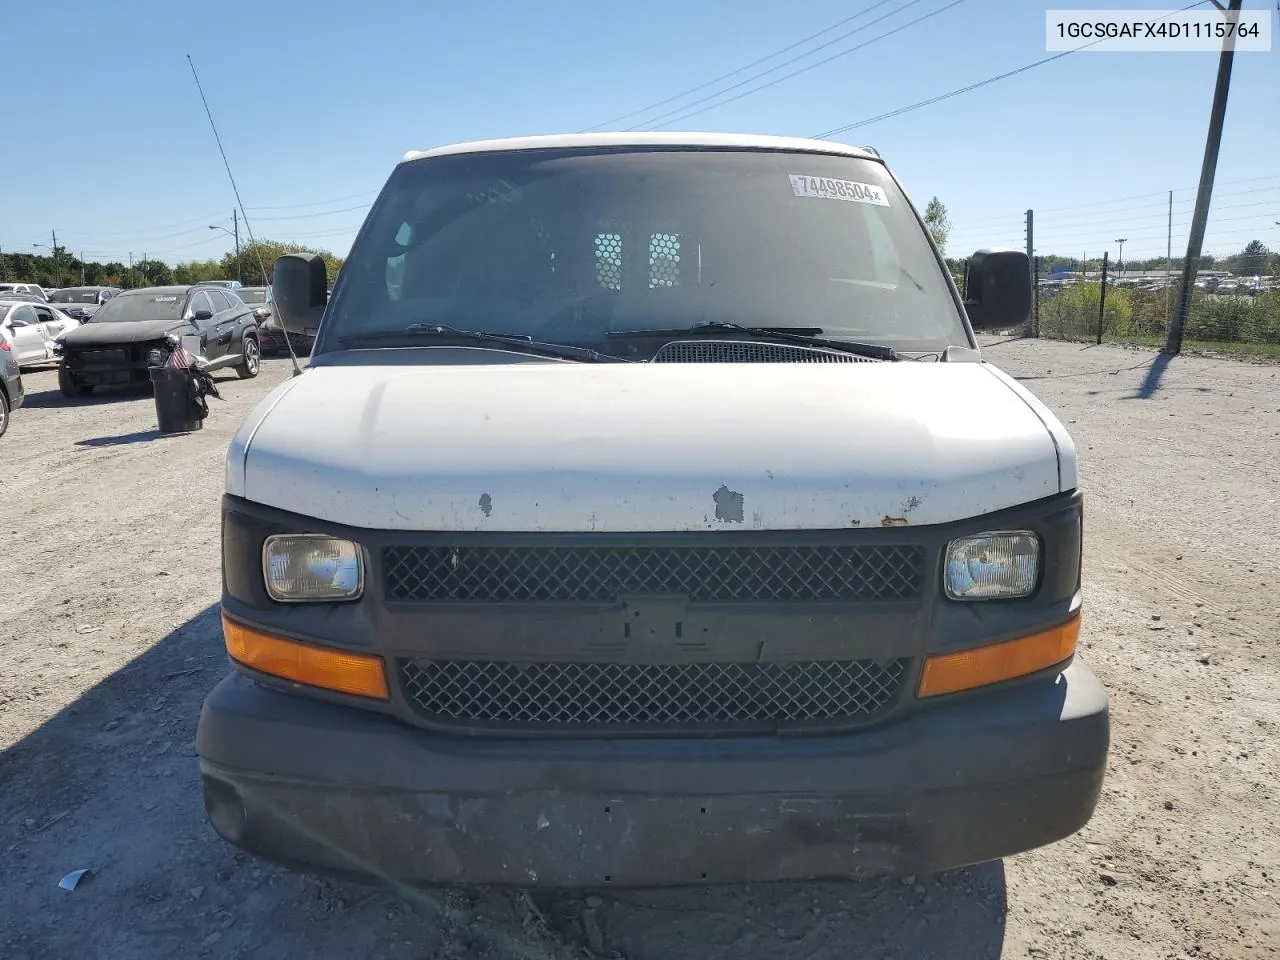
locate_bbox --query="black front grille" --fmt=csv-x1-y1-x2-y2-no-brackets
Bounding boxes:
72,347,131,366
652,340,880,363
399,657,910,732
383,543,924,603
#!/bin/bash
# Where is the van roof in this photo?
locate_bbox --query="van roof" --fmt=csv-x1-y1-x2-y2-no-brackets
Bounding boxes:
400,132,880,165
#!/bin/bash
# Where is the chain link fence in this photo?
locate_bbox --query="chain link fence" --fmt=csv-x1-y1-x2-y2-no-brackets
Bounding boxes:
951,256,1280,358
1035,276,1280,356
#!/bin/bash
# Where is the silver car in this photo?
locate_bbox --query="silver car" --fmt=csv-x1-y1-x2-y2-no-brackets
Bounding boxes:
0,329,24,438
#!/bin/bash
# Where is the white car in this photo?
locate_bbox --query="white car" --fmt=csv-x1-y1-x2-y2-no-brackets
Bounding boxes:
0,300,81,368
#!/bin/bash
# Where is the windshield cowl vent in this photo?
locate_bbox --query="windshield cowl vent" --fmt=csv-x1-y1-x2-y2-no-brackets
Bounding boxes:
650,340,881,364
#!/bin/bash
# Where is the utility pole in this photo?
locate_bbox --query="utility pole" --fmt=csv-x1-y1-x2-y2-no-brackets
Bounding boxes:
1167,191,1174,331
51,229,61,287
1096,252,1110,345
1114,238,1127,277
1025,209,1034,335
80,251,86,285
233,208,241,282
1033,256,1041,336
1166,0,1244,355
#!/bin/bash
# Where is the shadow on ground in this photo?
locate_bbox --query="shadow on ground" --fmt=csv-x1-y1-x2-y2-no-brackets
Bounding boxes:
75,430,188,447
0,606,1008,960
1132,352,1173,400
18,384,154,409
20,370,247,410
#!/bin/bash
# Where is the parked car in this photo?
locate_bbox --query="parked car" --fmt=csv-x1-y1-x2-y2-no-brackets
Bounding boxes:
236,285,313,356
199,132,1108,890
0,328,23,438
0,282,48,302
199,279,244,290
47,285,122,322
0,300,81,368
55,284,260,397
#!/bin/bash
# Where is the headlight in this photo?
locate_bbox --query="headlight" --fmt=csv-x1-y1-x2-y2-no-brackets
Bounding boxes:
263,534,364,602
145,346,169,367
944,532,1040,600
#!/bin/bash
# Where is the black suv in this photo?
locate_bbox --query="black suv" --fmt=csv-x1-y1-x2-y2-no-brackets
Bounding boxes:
56,284,260,397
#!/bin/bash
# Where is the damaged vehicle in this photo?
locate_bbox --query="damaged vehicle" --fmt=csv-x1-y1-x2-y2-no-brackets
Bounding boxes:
0,300,81,368
198,133,1109,887
55,284,260,397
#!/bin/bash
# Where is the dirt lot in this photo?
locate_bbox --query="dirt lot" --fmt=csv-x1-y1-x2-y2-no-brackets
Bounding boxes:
1,340,1277,960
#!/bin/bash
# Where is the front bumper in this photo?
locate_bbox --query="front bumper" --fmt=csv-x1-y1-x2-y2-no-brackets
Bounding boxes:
63,346,161,386
197,658,1109,887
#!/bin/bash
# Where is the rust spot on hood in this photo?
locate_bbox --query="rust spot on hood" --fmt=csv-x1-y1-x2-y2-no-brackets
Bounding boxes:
881,515,909,527
713,485,745,523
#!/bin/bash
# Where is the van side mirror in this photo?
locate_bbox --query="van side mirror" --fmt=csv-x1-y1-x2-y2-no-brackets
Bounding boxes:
273,254,328,335
964,248,1031,330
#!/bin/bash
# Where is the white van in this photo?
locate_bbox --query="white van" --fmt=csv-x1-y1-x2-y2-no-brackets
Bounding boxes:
197,133,1109,888
0,282,48,302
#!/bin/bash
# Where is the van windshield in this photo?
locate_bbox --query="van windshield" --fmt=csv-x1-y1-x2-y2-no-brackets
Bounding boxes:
324,147,966,355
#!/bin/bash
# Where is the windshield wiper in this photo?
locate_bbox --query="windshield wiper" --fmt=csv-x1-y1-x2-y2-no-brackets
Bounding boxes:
607,321,899,361
337,323,626,362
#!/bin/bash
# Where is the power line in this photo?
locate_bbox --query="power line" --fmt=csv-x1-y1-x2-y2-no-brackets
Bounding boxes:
243,189,378,211
637,0,969,131
952,191,1279,239
249,202,373,222
998,197,1280,234
282,223,367,240
812,0,1209,138
624,0,935,130
951,206,1280,247
954,177,1280,230
814,50,1081,138
579,0,896,133
1096,225,1277,246
1030,209,1280,242
65,211,226,240
57,223,217,248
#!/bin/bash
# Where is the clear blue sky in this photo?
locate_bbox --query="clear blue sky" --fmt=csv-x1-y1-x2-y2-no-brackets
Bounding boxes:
4,0,1277,268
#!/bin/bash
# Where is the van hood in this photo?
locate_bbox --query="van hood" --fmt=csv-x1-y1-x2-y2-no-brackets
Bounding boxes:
228,360,1074,533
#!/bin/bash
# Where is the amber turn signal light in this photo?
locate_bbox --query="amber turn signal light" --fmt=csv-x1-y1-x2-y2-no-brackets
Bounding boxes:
918,612,1081,698
222,613,389,700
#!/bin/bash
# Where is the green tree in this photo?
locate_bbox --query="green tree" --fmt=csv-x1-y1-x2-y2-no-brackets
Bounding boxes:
1224,240,1270,278
923,197,951,255
171,259,225,285
219,240,345,287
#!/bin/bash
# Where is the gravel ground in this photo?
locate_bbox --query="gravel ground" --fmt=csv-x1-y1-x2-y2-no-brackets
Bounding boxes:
1,340,1277,960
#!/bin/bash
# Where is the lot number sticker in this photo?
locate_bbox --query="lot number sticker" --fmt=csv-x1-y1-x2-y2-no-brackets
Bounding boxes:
789,175,889,207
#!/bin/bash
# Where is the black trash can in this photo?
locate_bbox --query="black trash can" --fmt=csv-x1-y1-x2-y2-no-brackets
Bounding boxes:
150,365,203,434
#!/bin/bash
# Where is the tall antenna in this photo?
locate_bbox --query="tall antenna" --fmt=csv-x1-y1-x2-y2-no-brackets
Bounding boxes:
186,54,303,377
